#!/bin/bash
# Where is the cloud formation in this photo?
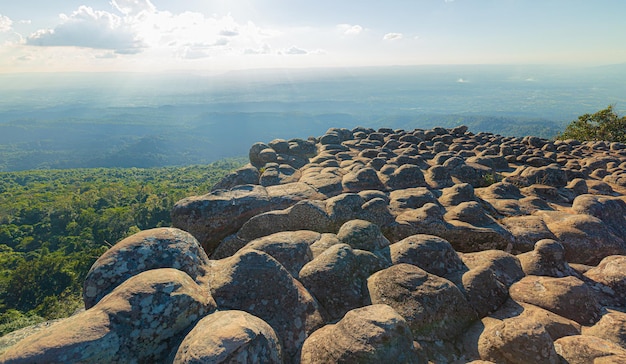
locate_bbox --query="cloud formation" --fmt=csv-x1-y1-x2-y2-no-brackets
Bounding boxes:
111,0,156,16
337,24,363,35
383,32,403,41
284,46,308,55
0,14,13,32
26,6,144,54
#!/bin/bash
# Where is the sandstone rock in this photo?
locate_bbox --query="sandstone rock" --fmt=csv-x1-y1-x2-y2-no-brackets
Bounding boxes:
443,201,514,252
206,249,325,361
388,187,439,214
554,335,626,364
2,269,215,364
572,194,626,238
242,231,319,278
309,233,341,258
460,250,525,287
237,200,332,241
172,183,323,255
539,210,626,265
367,263,477,341
380,164,427,190
438,183,476,207
517,239,579,277
172,310,282,364
583,310,626,348
336,219,390,252
389,234,466,279
393,202,450,239
341,167,385,192
211,164,260,191
501,215,557,253
299,244,388,321
299,304,422,364
462,265,509,318
509,275,602,325
478,317,560,364
424,164,454,188
584,255,626,304
505,164,568,188
83,227,209,309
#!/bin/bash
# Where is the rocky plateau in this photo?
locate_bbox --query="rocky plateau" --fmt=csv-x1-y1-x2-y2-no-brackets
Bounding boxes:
2,125,626,363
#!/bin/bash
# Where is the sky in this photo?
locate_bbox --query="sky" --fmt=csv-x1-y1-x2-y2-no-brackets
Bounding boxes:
0,0,625,73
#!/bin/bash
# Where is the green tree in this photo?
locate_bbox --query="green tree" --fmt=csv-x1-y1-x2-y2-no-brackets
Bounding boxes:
557,105,626,142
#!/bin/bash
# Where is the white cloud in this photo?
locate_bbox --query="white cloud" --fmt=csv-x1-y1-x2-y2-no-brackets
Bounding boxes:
0,14,13,32
219,29,239,37
26,6,144,54
244,44,271,55
383,32,403,41
337,24,363,36
111,0,156,16
284,46,308,55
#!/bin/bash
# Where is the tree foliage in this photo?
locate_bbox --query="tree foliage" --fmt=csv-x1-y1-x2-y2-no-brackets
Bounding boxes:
0,159,244,335
557,105,626,142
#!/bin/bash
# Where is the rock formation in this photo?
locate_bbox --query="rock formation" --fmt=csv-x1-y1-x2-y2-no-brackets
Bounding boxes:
2,126,626,363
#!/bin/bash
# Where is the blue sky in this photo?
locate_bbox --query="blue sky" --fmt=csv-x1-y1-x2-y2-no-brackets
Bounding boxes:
1,0,625,73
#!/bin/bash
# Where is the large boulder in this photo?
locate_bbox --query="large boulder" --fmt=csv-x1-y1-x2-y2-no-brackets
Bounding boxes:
538,211,626,265
205,249,325,361
509,275,602,325
554,335,626,364
367,263,477,341
389,234,466,279
299,304,422,364
517,239,579,277
83,227,209,309
242,230,318,278
171,183,324,255
172,310,282,364
299,243,388,321
2,269,215,363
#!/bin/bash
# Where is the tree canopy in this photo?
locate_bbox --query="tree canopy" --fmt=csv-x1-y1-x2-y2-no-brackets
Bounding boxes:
0,159,244,335
557,105,626,142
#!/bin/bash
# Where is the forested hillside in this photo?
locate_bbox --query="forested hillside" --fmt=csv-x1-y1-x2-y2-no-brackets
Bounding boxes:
0,159,244,335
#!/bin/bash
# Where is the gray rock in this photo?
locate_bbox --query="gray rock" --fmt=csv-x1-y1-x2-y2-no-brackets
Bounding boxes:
83,227,209,309
368,263,478,341
172,310,282,364
299,304,422,364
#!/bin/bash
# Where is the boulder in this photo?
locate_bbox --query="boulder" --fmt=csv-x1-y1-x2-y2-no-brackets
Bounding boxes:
517,239,579,277
299,304,422,364
172,310,282,364
171,183,324,255
2,269,215,364
211,164,260,191
582,310,626,348
242,231,319,278
205,249,325,361
367,263,477,341
299,244,388,321
478,317,560,364
83,227,210,309
538,210,626,265
389,234,466,279
509,275,602,325
237,200,333,241
336,219,390,252
554,335,626,364
584,255,626,304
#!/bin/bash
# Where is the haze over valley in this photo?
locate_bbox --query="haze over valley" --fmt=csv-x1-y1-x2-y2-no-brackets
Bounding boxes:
1,64,624,171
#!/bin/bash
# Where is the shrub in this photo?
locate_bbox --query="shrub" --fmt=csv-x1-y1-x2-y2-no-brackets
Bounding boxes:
557,105,626,142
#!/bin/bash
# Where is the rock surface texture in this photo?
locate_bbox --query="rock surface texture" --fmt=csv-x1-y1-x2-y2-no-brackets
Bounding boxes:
3,126,626,363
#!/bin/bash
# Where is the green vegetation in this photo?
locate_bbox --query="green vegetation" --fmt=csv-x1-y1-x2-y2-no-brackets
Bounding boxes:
557,105,626,142
0,159,244,335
